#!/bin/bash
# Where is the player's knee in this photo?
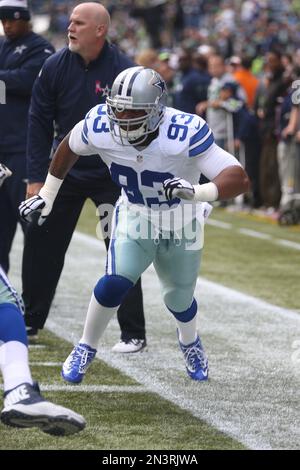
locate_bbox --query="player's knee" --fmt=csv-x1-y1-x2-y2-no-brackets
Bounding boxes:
165,296,197,321
94,274,133,308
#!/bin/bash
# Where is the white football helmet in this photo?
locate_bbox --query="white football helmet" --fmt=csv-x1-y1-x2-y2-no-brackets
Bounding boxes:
107,66,167,145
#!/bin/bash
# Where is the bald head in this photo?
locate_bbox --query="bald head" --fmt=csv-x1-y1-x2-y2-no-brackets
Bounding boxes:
68,2,111,63
72,2,110,32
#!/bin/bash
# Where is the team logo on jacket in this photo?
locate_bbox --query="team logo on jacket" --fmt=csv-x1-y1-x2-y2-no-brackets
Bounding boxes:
14,45,27,55
136,155,143,163
95,81,110,97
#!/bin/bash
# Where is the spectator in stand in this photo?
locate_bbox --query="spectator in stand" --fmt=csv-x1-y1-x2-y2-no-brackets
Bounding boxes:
220,82,262,207
232,56,259,110
196,54,245,150
135,48,159,69
130,1,166,49
277,92,300,208
173,47,211,114
254,50,291,209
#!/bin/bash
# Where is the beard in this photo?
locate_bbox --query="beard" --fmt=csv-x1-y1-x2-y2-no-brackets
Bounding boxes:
68,41,80,53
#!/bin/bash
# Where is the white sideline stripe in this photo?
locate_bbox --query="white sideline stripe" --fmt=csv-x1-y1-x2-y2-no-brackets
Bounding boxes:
10,229,300,450
39,384,146,393
28,345,46,349
238,228,272,240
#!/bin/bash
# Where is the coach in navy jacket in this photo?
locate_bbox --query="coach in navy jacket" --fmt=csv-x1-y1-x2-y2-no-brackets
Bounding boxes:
22,2,145,352
0,0,54,272
27,35,130,184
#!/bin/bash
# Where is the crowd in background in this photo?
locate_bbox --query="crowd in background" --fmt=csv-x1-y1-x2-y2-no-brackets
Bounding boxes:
6,0,300,219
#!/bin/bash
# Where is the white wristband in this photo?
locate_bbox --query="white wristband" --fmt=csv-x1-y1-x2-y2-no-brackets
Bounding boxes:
193,182,218,202
39,173,63,203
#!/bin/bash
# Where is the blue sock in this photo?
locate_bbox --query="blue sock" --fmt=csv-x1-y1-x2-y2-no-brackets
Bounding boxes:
0,303,28,346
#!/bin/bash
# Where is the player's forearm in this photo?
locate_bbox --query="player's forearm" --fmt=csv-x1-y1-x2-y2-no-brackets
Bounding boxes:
164,166,250,203
39,134,79,203
49,133,79,179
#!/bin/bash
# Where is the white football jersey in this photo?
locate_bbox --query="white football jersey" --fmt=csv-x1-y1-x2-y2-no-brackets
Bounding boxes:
69,104,240,227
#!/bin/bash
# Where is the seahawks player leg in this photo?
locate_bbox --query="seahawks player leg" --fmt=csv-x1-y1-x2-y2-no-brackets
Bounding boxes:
0,265,86,435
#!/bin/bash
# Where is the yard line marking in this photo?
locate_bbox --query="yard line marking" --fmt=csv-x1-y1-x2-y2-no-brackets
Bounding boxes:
0,384,146,393
38,384,146,393
276,239,300,251
238,228,272,240
28,345,46,349
206,219,232,229
207,218,300,251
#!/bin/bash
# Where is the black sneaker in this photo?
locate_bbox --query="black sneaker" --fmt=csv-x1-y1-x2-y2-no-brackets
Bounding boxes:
26,326,39,341
1,382,86,435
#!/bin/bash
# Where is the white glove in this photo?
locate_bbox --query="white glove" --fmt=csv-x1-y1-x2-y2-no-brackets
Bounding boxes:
19,194,53,226
19,173,63,225
0,163,12,188
163,177,195,201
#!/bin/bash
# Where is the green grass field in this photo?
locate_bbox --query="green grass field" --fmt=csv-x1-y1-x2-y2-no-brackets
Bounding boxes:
1,202,299,450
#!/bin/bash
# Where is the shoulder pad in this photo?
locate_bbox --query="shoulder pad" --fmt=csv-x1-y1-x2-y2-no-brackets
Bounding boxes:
83,104,110,147
160,108,214,157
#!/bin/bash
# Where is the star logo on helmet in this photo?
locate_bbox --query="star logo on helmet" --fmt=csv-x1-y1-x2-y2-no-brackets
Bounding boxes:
153,78,166,94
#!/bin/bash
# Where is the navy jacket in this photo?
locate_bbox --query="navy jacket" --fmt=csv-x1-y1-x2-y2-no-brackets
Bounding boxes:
0,32,54,154
173,68,211,115
27,41,134,182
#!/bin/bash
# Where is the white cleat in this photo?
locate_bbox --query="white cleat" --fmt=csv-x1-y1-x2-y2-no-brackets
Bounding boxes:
112,338,147,353
1,382,86,435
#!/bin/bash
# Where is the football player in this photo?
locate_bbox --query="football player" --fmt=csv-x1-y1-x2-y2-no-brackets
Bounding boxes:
19,66,249,383
0,168,85,435
0,263,86,435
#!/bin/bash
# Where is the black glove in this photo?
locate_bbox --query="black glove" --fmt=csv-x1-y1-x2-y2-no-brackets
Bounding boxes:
0,163,12,188
19,195,49,225
163,177,195,201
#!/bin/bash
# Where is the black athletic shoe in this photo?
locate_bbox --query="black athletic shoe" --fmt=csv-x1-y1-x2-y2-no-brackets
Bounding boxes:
26,326,39,341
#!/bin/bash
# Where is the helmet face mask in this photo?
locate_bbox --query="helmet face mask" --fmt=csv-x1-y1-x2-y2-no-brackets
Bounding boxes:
107,66,167,145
